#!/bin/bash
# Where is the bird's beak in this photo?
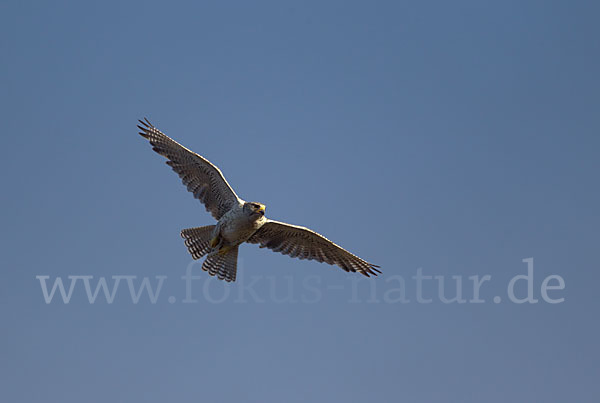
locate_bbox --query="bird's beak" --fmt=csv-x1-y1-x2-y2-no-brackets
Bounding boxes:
258,205,265,213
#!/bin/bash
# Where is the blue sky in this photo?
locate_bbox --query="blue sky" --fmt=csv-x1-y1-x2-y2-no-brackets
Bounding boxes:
1,1,599,402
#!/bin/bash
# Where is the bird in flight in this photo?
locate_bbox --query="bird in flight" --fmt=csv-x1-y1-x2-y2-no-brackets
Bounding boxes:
137,118,380,282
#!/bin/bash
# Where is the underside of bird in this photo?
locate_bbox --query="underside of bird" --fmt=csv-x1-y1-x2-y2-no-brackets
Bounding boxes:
180,226,240,282
138,118,381,283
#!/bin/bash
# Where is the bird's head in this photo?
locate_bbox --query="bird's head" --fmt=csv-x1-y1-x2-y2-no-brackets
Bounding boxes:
244,202,266,220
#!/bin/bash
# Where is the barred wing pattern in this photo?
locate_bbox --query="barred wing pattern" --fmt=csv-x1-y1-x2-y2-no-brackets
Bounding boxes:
138,119,240,220
248,220,381,277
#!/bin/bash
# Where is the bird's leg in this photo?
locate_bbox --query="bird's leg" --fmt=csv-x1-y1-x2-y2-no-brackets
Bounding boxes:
207,236,223,257
209,222,223,249
207,223,231,256
217,245,232,256
207,243,230,257
209,235,221,249
207,230,226,257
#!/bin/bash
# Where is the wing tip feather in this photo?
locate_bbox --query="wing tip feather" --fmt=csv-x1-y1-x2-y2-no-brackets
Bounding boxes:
137,118,154,138
361,263,382,277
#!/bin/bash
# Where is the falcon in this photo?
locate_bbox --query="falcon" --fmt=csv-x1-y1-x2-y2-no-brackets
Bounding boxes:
137,118,381,282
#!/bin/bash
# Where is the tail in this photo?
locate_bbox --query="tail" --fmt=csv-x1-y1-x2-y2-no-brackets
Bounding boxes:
181,226,239,282
181,226,215,259
202,246,239,282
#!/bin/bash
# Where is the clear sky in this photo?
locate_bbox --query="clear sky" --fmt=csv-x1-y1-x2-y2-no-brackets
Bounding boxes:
1,1,599,402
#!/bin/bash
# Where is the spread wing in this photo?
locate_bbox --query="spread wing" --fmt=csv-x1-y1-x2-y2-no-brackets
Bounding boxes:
248,220,381,277
138,118,241,220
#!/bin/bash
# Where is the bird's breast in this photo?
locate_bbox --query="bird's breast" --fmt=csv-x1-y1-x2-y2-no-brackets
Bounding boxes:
220,216,258,244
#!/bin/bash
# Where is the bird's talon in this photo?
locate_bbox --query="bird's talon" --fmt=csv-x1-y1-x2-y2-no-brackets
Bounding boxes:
218,246,231,256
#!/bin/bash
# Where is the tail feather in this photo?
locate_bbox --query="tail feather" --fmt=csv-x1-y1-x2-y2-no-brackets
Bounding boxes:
202,247,239,282
181,226,215,260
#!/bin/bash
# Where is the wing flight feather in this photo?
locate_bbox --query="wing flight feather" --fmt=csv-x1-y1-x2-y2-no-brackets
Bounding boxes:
248,220,381,277
138,118,240,220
